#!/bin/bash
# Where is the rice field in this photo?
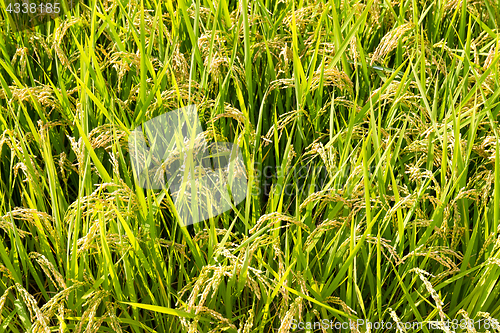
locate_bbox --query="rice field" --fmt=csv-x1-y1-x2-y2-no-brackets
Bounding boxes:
0,0,499,331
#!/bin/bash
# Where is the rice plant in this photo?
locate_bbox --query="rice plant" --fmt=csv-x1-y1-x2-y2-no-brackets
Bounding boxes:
0,0,499,331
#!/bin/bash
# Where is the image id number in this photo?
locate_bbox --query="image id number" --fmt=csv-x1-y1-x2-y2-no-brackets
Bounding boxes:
6,2,60,14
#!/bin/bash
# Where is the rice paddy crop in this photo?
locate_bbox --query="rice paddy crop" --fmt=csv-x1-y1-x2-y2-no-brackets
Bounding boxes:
0,0,499,331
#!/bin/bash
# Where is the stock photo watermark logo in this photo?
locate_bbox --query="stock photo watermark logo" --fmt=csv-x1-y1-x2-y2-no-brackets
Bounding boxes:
128,105,248,227
2,0,76,31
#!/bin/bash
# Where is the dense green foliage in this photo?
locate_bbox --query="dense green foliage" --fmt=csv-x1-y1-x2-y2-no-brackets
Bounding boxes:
0,0,499,331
